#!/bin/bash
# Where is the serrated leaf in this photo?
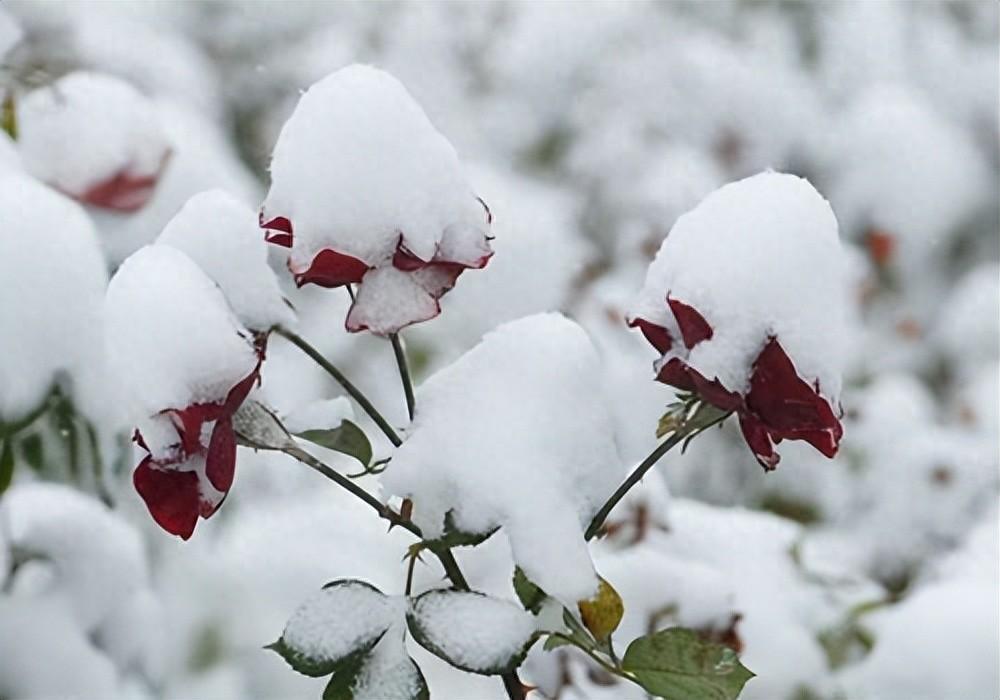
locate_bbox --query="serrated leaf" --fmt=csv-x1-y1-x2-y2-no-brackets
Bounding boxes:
0,438,13,494
577,577,624,641
622,628,754,700
297,420,372,467
513,567,547,614
422,510,497,552
269,579,398,678
233,400,295,450
407,589,538,675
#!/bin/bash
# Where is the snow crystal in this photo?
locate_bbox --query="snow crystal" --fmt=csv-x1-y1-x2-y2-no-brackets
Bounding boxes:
157,189,294,332
281,582,404,664
384,313,623,603
18,71,171,202
282,396,354,433
263,63,487,273
410,590,536,672
630,171,844,400
0,174,107,421
104,244,259,420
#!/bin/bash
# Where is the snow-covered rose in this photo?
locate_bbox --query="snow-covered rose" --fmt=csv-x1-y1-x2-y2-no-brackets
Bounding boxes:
105,246,261,538
260,64,492,335
18,71,171,212
628,172,845,469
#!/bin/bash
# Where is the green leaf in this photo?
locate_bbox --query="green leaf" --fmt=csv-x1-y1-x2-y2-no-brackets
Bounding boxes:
20,433,44,472
407,589,538,675
542,635,574,651
323,652,429,700
421,510,497,552
621,628,754,700
0,438,13,494
513,567,547,614
268,579,396,678
297,420,372,467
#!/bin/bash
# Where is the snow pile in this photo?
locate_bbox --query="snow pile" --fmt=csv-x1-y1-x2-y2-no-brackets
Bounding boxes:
630,171,844,400
262,64,492,335
158,189,294,333
409,590,536,672
0,174,107,422
18,71,171,211
104,244,258,434
350,630,426,700
931,263,999,375
384,313,623,603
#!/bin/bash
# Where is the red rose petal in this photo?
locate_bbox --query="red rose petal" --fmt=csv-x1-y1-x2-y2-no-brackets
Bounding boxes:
205,417,236,496
81,171,159,212
738,413,780,471
629,318,673,354
260,213,294,248
667,297,713,349
292,248,369,288
393,238,430,271
133,457,201,539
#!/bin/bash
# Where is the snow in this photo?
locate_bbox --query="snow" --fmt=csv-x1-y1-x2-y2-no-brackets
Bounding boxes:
931,263,999,375
0,173,108,422
629,171,845,400
0,6,22,58
263,63,488,273
410,590,536,672
384,313,623,603
351,628,426,700
17,71,171,203
282,396,354,434
280,581,404,665
104,244,259,423
157,189,294,332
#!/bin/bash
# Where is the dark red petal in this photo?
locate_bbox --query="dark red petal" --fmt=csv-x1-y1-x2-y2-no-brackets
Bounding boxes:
205,417,236,496
260,213,294,248
415,262,465,299
687,368,743,411
738,413,781,471
393,237,429,271
864,228,895,267
629,318,673,354
78,151,171,212
656,357,695,391
293,248,369,288
744,337,843,458
133,457,201,539
223,363,261,415
667,297,713,349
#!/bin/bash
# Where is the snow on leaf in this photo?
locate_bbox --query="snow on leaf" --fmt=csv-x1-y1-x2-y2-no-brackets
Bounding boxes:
622,628,754,700
232,400,295,451
270,580,400,678
324,630,429,700
407,589,538,675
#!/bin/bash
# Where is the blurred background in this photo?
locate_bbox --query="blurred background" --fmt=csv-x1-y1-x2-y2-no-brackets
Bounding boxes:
0,2,997,699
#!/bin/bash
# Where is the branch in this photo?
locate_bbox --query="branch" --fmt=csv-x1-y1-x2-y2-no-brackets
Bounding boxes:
275,327,402,447
389,333,416,421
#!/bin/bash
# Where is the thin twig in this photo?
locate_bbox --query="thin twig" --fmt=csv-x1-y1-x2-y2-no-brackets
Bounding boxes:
585,431,686,541
389,333,416,421
275,327,402,447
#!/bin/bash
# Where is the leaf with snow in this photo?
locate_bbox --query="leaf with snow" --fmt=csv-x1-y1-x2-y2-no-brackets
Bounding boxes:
269,580,400,678
422,510,497,553
407,589,538,675
323,631,428,700
296,420,373,467
513,567,547,614
621,628,754,700
233,400,295,451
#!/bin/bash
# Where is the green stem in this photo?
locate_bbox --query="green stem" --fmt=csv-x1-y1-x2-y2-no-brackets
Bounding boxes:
389,333,416,421
275,327,402,447
585,431,686,540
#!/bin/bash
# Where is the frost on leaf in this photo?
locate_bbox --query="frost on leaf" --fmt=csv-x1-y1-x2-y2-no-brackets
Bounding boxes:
407,589,538,676
628,172,845,469
232,400,295,451
18,72,171,212
270,580,401,678
323,630,429,700
261,64,492,335
383,313,623,604
621,627,754,700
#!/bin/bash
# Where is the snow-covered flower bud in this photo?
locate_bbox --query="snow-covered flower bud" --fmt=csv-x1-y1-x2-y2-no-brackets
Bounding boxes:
628,172,845,470
260,64,492,336
18,72,171,212
105,245,261,538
